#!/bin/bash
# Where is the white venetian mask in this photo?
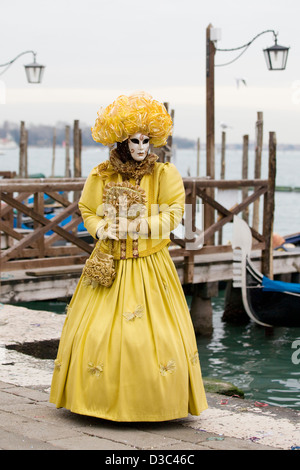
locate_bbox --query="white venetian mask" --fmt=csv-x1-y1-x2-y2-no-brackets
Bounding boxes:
128,132,150,162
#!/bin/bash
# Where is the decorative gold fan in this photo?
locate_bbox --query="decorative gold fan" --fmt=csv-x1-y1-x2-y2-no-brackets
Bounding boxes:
100,181,147,220
82,181,147,288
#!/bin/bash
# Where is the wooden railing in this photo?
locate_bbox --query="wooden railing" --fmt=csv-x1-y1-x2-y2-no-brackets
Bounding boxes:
0,178,89,271
0,171,16,179
0,175,273,282
171,178,271,283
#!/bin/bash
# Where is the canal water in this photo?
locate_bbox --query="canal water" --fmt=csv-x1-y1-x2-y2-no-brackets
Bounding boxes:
198,292,300,410
2,145,300,410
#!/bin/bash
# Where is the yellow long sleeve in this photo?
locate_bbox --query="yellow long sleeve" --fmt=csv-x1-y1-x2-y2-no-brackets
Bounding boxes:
147,163,185,239
77,160,185,258
78,168,105,239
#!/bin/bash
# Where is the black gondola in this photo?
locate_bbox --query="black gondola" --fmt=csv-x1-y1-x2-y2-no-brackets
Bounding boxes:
232,216,300,327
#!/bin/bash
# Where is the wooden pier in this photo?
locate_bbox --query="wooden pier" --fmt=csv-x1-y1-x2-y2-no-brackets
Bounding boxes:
1,130,300,334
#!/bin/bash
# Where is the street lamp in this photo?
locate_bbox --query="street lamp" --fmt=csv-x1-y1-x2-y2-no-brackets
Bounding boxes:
24,53,45,83
206,27,290,178
214,29,290,71
0,50,45,84
264,37,289,71
204,25,290,244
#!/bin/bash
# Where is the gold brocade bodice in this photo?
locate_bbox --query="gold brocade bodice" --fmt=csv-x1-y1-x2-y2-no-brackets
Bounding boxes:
78,152,185,260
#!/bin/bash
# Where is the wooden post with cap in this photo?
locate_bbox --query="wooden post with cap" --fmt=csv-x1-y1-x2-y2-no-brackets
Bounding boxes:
205,24,216,245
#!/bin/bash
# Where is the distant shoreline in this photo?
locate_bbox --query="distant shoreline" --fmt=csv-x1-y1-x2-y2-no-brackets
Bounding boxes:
1,123,300,151
2,141,300,151
215,142,300,152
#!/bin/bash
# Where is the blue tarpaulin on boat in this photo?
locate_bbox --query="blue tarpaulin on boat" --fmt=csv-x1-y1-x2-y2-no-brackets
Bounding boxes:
285,233,300,245
262,275,300,294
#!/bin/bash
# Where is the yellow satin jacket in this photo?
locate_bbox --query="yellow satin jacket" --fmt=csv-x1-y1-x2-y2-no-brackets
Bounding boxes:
78,157,185,260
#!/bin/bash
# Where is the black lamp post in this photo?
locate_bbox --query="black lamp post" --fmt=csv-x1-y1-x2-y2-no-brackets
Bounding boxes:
0,50,45,84
205,27,290,179
205,26,290,244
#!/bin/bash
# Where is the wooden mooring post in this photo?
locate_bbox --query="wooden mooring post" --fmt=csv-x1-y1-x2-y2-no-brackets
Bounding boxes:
65,125,71,178
153,102,174,163
262,131,276,279
189,282,217,336
222,130,277,325
205,23,216,246
217,131,226,245
73,120,82,201
242,134,249,223
252,111,263,231
51,128,56,177
19,121,28,178
220,131,226,180
196,138,200,177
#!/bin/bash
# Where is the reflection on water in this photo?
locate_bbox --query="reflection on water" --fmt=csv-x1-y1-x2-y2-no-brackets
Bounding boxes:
197,291,300,409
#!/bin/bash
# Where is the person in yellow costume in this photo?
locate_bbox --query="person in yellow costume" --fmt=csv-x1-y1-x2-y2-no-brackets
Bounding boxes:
50,92,208,421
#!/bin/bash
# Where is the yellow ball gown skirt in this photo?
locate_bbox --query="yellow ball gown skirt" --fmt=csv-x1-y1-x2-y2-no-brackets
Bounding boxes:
50,245,208,421
50,158,208,421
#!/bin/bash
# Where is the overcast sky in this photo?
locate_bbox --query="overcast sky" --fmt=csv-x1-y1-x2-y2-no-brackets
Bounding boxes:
0,0,299,143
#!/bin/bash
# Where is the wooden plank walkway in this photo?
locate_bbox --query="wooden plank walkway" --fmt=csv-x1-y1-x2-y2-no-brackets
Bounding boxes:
1,248,299,304
0,176,274,283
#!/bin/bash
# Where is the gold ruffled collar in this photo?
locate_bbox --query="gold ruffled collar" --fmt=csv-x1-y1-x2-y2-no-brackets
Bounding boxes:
97,148,158,181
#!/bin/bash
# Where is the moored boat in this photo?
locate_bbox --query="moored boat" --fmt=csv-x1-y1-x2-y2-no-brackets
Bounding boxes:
232,216,300,327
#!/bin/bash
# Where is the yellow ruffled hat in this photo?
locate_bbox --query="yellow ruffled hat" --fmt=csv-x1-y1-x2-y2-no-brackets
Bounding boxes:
91,92,173,148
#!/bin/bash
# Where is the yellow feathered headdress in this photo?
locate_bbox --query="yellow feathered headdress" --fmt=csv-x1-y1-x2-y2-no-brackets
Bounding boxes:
91,92,173,148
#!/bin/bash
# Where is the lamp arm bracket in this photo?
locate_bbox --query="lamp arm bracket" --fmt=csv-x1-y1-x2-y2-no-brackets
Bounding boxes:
0,50,36,68
215,30,277,52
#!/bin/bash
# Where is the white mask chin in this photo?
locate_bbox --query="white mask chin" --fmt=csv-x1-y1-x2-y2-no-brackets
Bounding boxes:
128,133,150,162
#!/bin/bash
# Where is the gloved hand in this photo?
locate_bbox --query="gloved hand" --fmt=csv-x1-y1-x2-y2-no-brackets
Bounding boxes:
128,218,149,240
137,218,149,236
96,219,119,240
116,217,129,240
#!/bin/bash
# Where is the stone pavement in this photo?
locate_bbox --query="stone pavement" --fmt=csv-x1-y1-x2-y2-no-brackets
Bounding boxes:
0,304,299,451
0,380,284,451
